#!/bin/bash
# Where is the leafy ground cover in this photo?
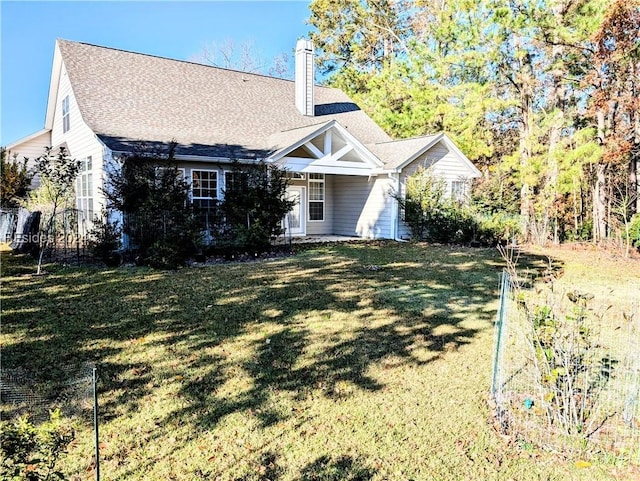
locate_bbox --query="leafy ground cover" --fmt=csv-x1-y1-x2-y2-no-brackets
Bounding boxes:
1,242,638,480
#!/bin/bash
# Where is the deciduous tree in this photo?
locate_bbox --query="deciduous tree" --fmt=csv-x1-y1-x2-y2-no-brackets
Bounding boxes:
0,147,32,207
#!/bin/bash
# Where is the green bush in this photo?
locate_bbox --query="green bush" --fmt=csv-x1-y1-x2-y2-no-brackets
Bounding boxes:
0,410,74,481
423,204,477,244
1,148,32,208
216,161,294,252
87,209,122,265
396,166,448,241
477,212,521,245
146,241,183,269
103,142,203,268
629,213,640,249
564,218,592,243
526,292,612,438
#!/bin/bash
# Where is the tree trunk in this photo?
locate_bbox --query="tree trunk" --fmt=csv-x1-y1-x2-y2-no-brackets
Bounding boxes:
518,49,535,243
546,5,569,245
593,109,608,242
633,109,640,214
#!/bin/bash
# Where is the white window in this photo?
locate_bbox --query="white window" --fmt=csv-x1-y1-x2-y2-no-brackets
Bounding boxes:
308,173,325,221
62,95,70,133
224,171,248,195
156,166,185,180
286,172,305,180
451,180,468,203
76,156,93,221
191,170,218,206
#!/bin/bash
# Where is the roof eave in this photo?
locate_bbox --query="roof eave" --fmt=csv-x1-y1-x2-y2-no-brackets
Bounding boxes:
44,41,64,130
108,149,263,164
267,120,336,161
5,128,51,150
385,133,481,178
269,119,385,169
391,133,445,172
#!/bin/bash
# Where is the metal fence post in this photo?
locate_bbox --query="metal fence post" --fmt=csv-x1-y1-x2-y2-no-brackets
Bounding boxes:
93,366,100,481
491,271,509,399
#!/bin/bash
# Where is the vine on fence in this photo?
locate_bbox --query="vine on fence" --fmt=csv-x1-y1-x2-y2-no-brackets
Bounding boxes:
529,294,613,439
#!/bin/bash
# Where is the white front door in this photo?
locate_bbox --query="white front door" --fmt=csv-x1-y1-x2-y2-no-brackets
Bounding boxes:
285,186,305,235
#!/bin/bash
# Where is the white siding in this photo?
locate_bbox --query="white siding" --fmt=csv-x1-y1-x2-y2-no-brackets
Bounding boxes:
397,140,477,239
401,141,475,181
333,175,393,239
7,131,51,164
51,62,107,215
6,131,51,188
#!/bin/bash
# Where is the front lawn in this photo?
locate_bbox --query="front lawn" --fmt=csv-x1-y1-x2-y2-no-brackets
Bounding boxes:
1,242,638,480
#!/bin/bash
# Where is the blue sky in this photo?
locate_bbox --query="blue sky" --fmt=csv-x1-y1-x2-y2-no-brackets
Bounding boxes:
0,1,312,146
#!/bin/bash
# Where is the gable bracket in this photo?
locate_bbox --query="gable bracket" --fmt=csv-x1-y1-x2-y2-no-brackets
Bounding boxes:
324,129,332,156
303,141,324,159
328,144,353,162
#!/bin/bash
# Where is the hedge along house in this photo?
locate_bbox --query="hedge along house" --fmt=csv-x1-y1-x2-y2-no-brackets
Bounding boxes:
7,39,481,241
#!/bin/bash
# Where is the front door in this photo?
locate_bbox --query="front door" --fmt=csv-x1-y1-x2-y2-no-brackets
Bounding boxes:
285,186,305,235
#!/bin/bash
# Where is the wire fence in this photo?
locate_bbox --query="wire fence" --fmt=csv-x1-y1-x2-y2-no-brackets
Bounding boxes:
1,364,101,479
1,206,94,263
491,270,640,462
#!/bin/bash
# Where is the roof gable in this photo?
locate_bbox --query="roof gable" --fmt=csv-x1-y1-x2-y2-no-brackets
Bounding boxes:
269,121,383,176
370,133,480,177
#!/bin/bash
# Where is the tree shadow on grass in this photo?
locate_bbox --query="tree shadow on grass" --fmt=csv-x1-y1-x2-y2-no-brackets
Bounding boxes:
165,246,555,437
298,455,375,481
0,243,561,477
229,452,374,481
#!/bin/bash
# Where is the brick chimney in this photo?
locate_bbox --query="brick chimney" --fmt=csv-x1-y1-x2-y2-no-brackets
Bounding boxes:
295,39,315,116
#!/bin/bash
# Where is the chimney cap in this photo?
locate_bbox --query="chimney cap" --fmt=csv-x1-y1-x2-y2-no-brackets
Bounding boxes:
296,38,314,52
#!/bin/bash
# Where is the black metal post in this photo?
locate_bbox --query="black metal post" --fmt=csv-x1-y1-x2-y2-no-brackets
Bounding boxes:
93,367,100,481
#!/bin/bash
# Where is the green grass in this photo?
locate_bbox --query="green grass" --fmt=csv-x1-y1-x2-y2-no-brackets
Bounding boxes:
1,242,639,480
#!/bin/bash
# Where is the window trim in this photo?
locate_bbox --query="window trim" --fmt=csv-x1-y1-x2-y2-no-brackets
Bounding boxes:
308,173,325,222
190,169,218,200
451,180,468,203
222,170,250,198
62,95,70,133
286,171,305,180
76,156,93,221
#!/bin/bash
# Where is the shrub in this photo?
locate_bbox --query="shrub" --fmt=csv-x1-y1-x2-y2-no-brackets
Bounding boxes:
564,218,593,243
87,209,122,266
396,166,447,241
477,212,522,245
216,161,294,252
423,203,478,244
0,410,74,481
146,239,186,269
526,292,613,439
103,142,202,268
1,148,32,208
629,213,640,249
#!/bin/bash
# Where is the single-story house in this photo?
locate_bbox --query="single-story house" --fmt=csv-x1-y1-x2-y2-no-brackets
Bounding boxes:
7,38,480,240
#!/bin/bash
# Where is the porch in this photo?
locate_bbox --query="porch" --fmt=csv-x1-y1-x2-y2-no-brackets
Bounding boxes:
283,173,395,240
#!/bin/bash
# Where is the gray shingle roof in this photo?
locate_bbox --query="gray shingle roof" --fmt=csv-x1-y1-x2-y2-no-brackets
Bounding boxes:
58,40,392,160
367,134,443,169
